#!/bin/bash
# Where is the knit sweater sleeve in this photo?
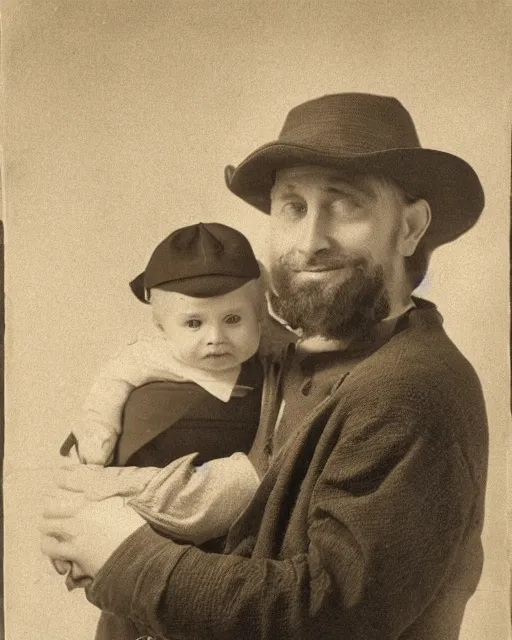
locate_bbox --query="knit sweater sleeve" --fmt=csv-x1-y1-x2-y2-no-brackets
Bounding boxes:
86,365,483,639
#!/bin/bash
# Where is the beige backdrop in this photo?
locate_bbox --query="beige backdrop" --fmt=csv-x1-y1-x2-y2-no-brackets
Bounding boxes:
3,0,511,638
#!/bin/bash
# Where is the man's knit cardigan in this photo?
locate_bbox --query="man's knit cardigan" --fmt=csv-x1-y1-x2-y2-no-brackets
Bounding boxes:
88,299,488,640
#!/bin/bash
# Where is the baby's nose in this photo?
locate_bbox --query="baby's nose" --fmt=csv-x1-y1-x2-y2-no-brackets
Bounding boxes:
205,325,226,345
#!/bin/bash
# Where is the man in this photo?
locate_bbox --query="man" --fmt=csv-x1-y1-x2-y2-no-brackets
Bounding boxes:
41,93,488,640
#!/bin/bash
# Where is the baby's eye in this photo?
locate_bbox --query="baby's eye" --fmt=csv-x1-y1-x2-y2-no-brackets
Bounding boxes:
225,314,241,325
185,319,202,329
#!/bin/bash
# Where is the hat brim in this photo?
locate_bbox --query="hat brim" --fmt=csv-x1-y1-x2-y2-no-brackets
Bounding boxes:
225,143,485,248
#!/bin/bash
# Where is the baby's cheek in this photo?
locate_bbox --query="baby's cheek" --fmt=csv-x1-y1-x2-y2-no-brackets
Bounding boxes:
176,343,196,362
244,330,260,355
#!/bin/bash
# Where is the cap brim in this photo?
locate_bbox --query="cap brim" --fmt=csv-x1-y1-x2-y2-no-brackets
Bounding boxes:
129,272,149,304
225,142,485,248
150,274,256,299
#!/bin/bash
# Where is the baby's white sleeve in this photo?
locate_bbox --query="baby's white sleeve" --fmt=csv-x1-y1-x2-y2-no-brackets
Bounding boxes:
73,337,183,464
128,452,261,544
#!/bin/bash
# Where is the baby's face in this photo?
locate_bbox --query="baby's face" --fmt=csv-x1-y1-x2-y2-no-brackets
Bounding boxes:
151,280,261,371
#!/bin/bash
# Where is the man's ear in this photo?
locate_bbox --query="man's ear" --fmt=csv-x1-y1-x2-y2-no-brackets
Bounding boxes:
399,199,431,257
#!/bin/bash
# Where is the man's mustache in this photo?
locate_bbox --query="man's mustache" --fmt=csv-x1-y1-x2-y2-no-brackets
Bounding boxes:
277,251,367,271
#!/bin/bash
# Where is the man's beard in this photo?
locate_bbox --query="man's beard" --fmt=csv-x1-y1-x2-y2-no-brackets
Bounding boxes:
269,251,390,341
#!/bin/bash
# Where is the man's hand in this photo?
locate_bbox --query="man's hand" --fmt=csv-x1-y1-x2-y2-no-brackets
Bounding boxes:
40,488,146,581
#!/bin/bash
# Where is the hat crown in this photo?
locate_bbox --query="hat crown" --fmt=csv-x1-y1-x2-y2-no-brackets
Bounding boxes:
168,223,225,260
278,93,421,153
148,222,259,284
129,222,260,302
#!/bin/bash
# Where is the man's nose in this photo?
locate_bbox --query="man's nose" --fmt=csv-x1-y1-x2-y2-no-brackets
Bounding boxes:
294,208,332,255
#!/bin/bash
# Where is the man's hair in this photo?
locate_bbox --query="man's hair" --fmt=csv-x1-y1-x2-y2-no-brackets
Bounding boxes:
404,239,431,290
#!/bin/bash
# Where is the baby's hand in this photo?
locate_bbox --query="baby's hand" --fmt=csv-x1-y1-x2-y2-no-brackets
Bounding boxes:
75,439,114,465
56,464,160,501
68,424,118,465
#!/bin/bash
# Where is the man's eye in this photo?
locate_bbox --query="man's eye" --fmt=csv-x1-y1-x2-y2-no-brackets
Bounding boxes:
185,319,202,329
281,202,307,217
331,196,360,216
225,314,241,325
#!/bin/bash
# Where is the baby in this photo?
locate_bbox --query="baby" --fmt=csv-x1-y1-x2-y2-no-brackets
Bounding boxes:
59,222,267,550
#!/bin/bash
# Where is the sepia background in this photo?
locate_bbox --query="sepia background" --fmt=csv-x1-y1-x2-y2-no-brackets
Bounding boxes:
3,0,511,638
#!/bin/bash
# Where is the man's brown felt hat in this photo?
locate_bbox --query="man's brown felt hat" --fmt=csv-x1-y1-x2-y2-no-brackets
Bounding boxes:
225,93,485,249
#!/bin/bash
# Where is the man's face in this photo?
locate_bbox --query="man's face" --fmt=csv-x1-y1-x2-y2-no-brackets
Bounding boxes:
150,280,261,371
268,165,409,339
